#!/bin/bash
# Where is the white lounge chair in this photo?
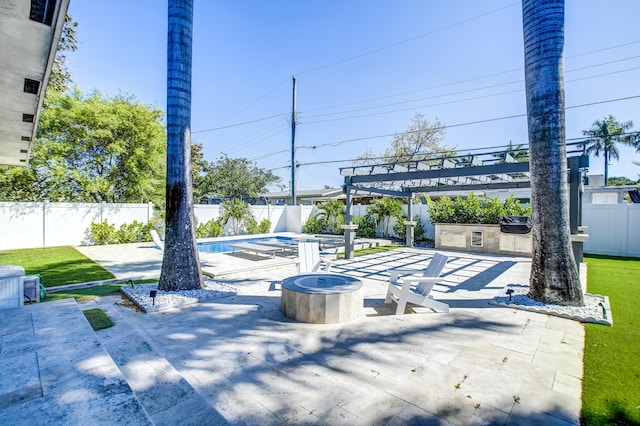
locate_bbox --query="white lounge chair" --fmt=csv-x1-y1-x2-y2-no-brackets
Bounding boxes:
296,241,333,273
385,253,450,315
229,242,282,260
150,229,164,250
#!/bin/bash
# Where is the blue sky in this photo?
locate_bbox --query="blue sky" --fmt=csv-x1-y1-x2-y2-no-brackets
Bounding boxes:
67,0,639,191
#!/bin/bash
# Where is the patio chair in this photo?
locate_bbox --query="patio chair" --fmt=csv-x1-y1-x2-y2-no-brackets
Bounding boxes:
295,241,333,273
150,229,164,250
385,253,450,315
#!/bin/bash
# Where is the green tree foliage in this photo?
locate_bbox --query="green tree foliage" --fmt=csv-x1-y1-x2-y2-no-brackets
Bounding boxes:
194,154,281,199
195,219,224,238
427,193,531,225
582,115,634,186
366,198,403,237
356,113,448,165
393,216,426,241
607,176,637,186
49,14,78,93
353,215,377,238
303,215,325,234
246,218,271,234
219,199,255,235
313,200,345,234
89,219,156,245
0,89,166,204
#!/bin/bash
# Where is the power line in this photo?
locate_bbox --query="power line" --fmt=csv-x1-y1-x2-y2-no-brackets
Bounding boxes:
298,45,640,115
295,2,519,76
192,112,288,134
295,94,640,151
191,49,639,135
300,66,640,125
258,94,640,167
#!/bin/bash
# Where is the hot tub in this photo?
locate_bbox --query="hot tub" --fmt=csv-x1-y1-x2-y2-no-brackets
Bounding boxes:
280,273,364,324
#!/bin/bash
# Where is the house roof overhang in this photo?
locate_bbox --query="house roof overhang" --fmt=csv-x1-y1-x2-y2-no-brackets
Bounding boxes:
0,0,70,167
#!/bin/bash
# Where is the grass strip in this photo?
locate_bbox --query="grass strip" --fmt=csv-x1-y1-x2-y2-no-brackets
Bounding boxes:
45,279,158,303
338,244,403,259
0,246,114,287
82,308,114,331
581,254,640,425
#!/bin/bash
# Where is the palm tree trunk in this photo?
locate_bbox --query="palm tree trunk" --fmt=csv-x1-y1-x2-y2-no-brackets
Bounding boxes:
522,0,582,305
603,151,608,186
158,0,203,291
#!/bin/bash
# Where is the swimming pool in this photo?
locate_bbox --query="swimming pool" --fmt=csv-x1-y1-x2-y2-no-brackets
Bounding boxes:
197,236,294,254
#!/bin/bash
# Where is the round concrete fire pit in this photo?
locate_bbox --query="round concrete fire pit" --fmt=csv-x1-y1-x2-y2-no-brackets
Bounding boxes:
280,273,364,324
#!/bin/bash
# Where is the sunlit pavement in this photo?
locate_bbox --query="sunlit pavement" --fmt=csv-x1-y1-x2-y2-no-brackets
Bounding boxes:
1,246,583,425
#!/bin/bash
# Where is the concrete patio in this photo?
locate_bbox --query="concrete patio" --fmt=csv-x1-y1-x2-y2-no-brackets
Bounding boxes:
0,246,584,425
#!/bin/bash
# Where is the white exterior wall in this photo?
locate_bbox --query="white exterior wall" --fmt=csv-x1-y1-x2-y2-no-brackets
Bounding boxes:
0,201,638,257
583,204,640,257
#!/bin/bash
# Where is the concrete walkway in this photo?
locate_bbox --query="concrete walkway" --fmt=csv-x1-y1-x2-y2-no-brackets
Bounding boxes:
1,247,584,425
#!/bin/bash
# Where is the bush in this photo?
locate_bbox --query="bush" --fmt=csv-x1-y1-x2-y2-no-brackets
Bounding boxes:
246,218,271,234
303,215,325,234
427,193,531,225
393,216,426,241
89,219,156,245
196,219,224,238
353,215,376,238
90,220,118,245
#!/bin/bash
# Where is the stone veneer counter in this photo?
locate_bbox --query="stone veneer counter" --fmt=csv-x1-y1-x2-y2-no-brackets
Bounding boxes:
280,273,364,324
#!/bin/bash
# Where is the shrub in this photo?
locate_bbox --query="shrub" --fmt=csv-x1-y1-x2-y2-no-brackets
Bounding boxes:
427,193,531,225
366,198,404,237
393,216,426,241
89,219,156,245
353,215,376,238
196,219,224,238
90,220,118,245
303,215,325,234
246,218,271,234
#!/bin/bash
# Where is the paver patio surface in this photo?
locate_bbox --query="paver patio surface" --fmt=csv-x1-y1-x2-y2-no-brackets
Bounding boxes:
2,245,585,424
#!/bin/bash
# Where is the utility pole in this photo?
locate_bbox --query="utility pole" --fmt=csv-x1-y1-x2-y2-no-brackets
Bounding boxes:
290,76,297,205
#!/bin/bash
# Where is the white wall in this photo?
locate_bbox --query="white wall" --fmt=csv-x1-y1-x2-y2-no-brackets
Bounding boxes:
1,201,638,257
0,202,155,250
583,204,640,257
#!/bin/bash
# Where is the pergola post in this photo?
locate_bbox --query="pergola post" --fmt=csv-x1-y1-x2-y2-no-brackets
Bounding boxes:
342,183,357,259
569,156,589,272
405,194,415,247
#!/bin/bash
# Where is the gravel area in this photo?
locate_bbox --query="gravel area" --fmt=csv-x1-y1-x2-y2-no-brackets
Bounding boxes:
490,283,612,326
121,279,238,313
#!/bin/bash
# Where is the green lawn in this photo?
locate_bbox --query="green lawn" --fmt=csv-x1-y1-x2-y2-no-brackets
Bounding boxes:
338,244,402,258
82,308,114,331
582,254,640,425
0,246,114,287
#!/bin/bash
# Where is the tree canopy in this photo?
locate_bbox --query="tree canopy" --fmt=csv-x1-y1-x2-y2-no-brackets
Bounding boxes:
357,113,448,165
582,115,634,186
193,154,281,199
49,14,78,92
0,89,166,204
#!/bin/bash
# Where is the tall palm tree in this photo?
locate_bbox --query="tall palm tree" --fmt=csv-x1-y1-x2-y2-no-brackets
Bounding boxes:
582,115,634,186
522,0,582,305
158,0,203,291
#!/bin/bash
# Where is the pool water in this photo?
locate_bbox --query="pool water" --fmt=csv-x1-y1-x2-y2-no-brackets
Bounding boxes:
197,236,293,254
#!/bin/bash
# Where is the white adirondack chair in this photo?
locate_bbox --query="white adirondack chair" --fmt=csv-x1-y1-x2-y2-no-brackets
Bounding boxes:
296,241,333,273
150,229,164,250
385,253,450,314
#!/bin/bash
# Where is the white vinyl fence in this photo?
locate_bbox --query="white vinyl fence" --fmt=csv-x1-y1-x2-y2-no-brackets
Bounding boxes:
0,201,638,257
582,203,640,257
